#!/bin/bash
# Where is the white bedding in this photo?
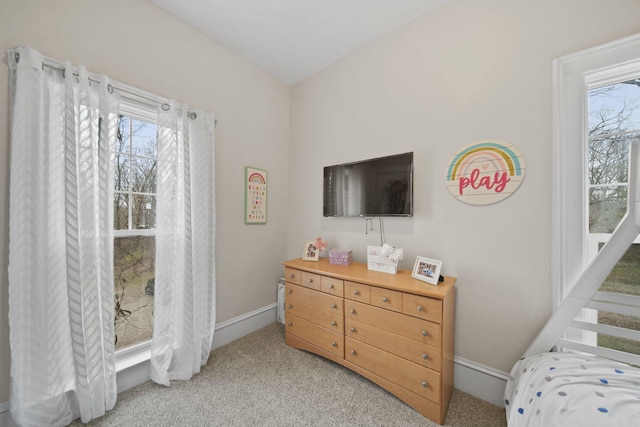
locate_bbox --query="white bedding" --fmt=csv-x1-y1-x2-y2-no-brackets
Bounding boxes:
504,352,640,426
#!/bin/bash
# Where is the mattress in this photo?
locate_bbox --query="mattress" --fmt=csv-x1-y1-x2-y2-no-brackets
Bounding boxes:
504,352,640,426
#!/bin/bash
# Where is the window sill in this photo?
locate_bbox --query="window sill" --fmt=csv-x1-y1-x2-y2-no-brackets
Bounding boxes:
115,340,151,372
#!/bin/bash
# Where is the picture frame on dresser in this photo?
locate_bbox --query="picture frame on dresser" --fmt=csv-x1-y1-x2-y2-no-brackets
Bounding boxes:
302,240,319,261
412,256,442,285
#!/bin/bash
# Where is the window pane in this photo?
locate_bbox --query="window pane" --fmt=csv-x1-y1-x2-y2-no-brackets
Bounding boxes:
589,81,640,132
131,155,157,193
114,193,129,230
131,118,158,158
598,243,640,296
589,186,627,233
131,194,156,230
597,313,640,356
114,153,130,192
588,75,640,235
588,134,630,185
596,244,640,356
114,236,155,349
117,116,131,153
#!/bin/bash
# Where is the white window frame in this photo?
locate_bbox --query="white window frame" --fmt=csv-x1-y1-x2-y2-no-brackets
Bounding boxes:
114,98,158,371
553,33,640,343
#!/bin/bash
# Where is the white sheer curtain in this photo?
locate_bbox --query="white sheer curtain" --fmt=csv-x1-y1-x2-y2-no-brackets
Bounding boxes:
150,101,216,386
7,46,217,424
7,47,118,426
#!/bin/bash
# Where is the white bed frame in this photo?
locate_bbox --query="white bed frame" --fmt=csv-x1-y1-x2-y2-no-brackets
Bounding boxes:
525,141,640,366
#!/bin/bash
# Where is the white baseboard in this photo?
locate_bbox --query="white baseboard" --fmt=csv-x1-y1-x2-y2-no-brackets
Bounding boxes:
454,356,509,407
212,303,278,350
1,307,510,426
116,303,277,393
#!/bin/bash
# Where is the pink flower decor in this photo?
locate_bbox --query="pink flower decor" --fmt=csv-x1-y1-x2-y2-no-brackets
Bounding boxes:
316,237,328,251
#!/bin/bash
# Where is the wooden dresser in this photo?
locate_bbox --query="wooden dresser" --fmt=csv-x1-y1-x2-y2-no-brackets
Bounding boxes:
283,258,456,425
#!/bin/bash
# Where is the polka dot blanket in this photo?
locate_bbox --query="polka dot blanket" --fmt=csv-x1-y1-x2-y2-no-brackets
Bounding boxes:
504,352,640,426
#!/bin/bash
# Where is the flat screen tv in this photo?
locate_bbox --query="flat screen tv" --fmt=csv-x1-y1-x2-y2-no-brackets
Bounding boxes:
323,152,413,217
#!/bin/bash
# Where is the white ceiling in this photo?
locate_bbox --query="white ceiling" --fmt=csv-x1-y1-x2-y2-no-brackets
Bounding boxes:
149,0,447,85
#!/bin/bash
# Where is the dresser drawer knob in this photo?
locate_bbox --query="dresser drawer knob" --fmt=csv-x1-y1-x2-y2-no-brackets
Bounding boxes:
287,322,292,326
350,327,356,333
350,309,356,314
422,381,428,388
307,279,314,283
331,304,337,309
382,297,388,303
329,284,334,289
353,290,360,296
289,274,295,279
417,305,424,312
422,353,428,360
331,321,337,326
331,342,337,347
287,289,292,294
421,330,429,337
350,349,356,355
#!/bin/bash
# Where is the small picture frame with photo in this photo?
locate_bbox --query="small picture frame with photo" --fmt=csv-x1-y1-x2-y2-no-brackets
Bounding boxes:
302,240,319,261
411,256,442,285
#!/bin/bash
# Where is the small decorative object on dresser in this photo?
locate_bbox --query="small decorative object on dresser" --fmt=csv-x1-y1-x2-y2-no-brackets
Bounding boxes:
315,236,328,253
302,240,319,261
283,257,456,425
367,244,403,274
412,256,443,285
329,249,352,265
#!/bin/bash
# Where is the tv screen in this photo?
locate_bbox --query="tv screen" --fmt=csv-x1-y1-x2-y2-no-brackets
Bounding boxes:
323,152,413,217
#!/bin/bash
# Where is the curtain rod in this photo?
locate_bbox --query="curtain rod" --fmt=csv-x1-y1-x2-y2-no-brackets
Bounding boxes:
13,50,216,125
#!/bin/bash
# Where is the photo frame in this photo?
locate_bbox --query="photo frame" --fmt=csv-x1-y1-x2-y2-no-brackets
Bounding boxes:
302,240,319,261
411,256,443,285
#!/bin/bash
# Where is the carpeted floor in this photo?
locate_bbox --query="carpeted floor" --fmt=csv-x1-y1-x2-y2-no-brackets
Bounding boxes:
72,323,506,426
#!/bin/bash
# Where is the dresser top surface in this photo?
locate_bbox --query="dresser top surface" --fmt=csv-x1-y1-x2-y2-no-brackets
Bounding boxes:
283,258,456,299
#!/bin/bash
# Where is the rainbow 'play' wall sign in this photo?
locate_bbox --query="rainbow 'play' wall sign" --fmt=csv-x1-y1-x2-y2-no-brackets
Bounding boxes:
445,140,525,205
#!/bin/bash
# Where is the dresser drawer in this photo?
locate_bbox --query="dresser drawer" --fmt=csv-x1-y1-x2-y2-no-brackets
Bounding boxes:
345,337,440,403
287,295,343,333
284,267,301,285
300,271,322,291
286,283,343,316
344,281,370,303
370,287,402,312
287,313,344,358
403,294,443,323
346,318,441,371
321,276,344,297
345,300,441,348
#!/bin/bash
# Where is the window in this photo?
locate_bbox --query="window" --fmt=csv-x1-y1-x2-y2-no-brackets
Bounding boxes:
587,79,640,356
553,33,640,359
113,101,158,351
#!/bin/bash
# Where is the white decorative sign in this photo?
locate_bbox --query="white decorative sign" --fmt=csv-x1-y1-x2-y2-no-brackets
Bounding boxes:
445,140,525,205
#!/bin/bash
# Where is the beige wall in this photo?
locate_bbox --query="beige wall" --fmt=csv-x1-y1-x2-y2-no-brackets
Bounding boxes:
0,0,290,403
288,0,640,373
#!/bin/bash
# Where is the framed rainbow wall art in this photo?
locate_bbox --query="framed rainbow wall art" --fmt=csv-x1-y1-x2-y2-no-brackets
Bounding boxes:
445,140,526,206
245,166,268,224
